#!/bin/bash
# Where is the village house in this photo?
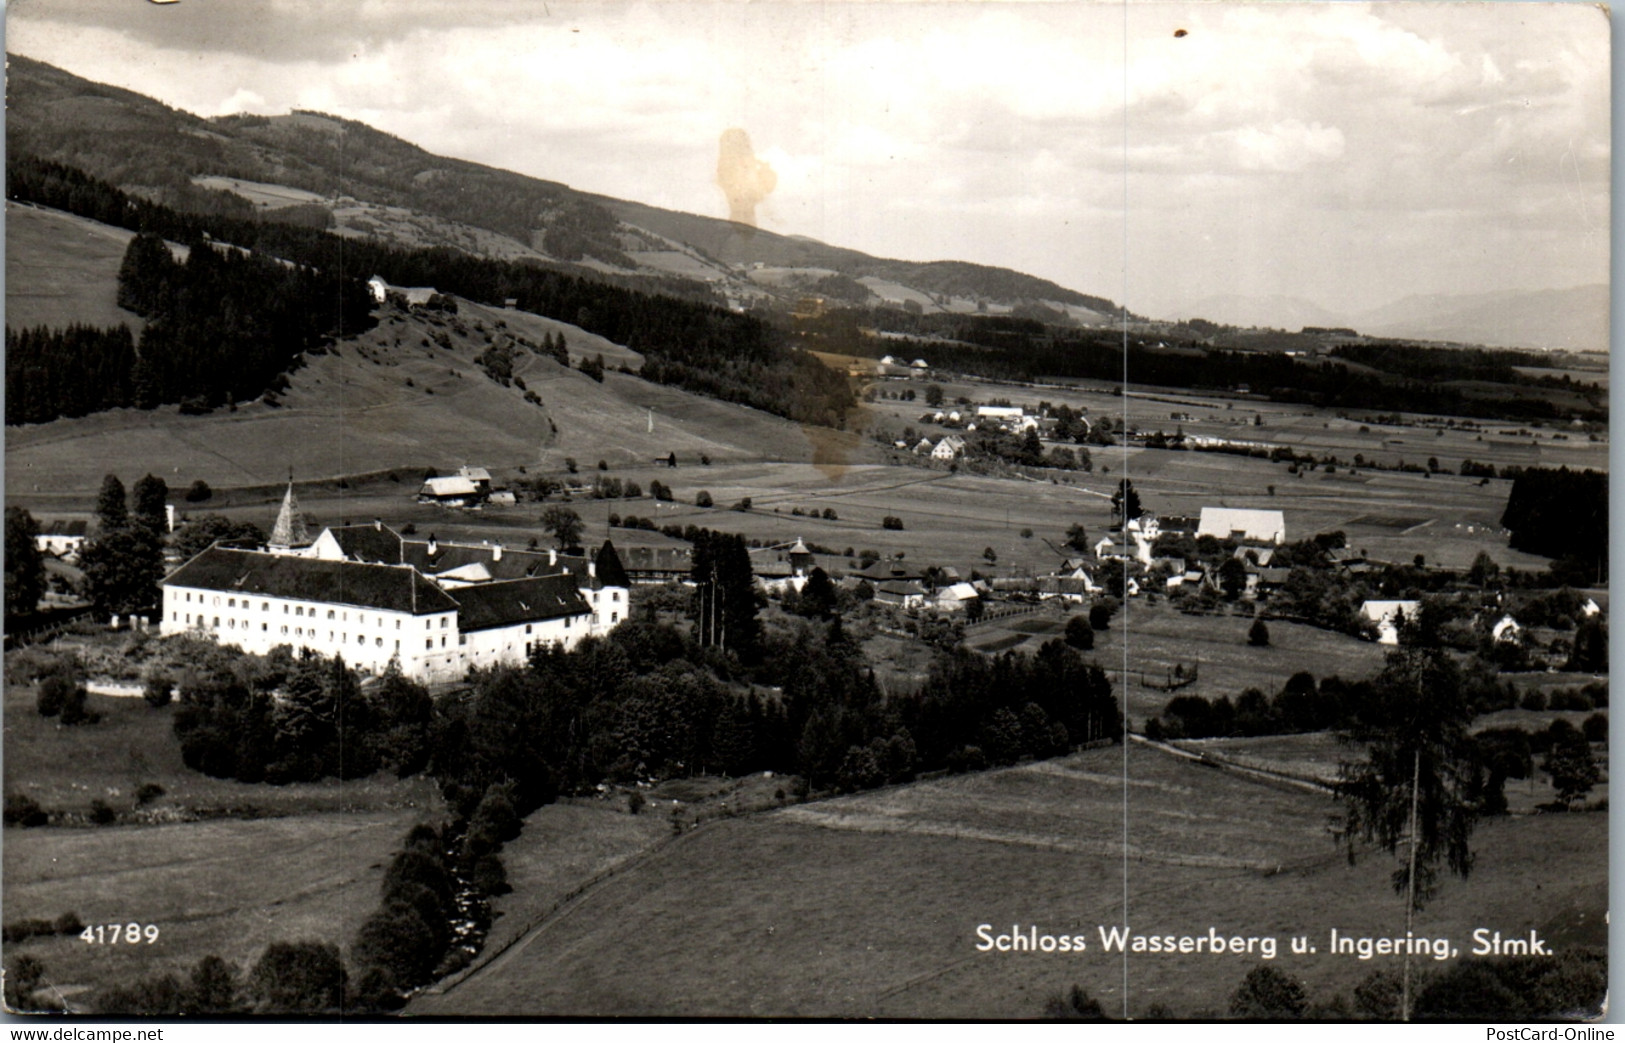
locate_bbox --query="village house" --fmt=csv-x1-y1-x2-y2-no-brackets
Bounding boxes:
931,435,966,461
368,275,448,310
1360,599,1421,645
754,538,818,594
617,546,693,584
1197,507,1287,545
931,581,981,612
416,463,499,508
35,519,89,558
874,579,928,610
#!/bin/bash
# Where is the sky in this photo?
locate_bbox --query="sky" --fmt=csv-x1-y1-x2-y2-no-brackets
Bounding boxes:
5,0,1611,320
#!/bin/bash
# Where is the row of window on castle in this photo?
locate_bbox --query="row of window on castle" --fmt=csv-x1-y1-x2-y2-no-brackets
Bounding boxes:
172,606,592,649
180,591,448,629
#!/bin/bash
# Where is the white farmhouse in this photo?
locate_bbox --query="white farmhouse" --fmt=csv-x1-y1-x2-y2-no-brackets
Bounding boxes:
35,520,89,558
1360,599,1420,646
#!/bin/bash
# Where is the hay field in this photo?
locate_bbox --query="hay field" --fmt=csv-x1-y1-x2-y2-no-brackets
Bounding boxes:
413,742,1605,1018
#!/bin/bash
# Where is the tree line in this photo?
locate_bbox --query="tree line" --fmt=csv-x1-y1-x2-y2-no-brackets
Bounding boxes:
801,302,1603,424
1500,466,1607,575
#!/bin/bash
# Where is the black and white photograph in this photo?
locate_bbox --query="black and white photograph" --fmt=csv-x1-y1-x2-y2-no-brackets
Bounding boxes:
0,0,1610,1022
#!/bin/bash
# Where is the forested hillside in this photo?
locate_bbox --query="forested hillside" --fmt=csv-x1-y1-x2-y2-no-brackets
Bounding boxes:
7,155,853,430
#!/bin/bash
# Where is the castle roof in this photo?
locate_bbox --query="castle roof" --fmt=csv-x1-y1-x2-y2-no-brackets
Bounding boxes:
451,574,589,632
166,547,456,615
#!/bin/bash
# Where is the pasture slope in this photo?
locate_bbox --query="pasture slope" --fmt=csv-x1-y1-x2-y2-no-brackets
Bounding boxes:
412,742,1605,1019
4,300,852,504
6,202,146,331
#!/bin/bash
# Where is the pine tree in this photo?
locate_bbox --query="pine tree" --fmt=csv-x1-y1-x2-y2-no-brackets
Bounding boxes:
5,508,44,619
96,474,128,531
131,474,169,532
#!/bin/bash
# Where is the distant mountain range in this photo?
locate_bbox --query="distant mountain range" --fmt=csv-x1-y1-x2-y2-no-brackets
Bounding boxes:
1175,284,1607,353
7,53,1603,352
4,53,1120,324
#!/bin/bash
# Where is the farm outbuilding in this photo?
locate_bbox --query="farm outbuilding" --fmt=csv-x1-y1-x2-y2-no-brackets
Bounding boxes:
1197,507,1286,545
418,475,485,506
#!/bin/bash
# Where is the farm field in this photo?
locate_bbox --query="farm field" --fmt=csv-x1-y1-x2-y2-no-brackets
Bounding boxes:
1067,601,1389,723
4,810,420,1009
412,742,1606,1018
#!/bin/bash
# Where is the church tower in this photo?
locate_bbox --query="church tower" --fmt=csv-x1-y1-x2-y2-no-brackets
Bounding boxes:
268,478,311,553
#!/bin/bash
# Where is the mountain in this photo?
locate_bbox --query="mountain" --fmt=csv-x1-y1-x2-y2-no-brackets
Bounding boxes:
1353,286,1609,353
5,53,1120,322
1172,294,1352,332
1163,284,1607,353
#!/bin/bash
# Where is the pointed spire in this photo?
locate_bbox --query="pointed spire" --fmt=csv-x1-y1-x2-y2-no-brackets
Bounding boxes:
269,478,310,550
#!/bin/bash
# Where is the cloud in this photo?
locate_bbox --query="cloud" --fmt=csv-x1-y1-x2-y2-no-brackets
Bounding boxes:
5,0,1608,315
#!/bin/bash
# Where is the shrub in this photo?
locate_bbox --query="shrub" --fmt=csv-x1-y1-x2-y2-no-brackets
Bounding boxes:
36,675,72,717
1582,712,1608,743
1064,616,1095,650
1248,619,1270,647
696,491,713,508
352,902,439,992
184,480,213,503
1043,985,1110,1020
945,745,988,774
1089,602,1114,630
58,684,94,726
143,674,174,708
471,854,510,897
627,791,646,815
881,515,905,530
135,783,166,806
4,793,47,827
1229,965,1308,1019
246,940,348,1013
89,800,117,825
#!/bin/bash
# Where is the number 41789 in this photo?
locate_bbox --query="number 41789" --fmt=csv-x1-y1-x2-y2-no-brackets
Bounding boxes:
81,923,160,945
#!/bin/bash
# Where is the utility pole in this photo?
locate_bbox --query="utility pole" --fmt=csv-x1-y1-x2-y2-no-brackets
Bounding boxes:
1401,746,1420,1022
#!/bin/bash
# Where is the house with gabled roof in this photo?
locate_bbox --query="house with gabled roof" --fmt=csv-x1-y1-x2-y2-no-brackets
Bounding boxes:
418,475,485,507
874,579,928,609
35,519,89,558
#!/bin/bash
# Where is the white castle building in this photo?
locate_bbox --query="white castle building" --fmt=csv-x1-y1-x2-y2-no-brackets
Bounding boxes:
160,484,629,681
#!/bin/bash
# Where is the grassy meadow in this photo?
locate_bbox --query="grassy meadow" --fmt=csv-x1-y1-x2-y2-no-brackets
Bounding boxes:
412,741,1606,1019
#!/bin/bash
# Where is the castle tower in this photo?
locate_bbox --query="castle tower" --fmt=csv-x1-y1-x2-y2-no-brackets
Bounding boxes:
268,479,311,553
